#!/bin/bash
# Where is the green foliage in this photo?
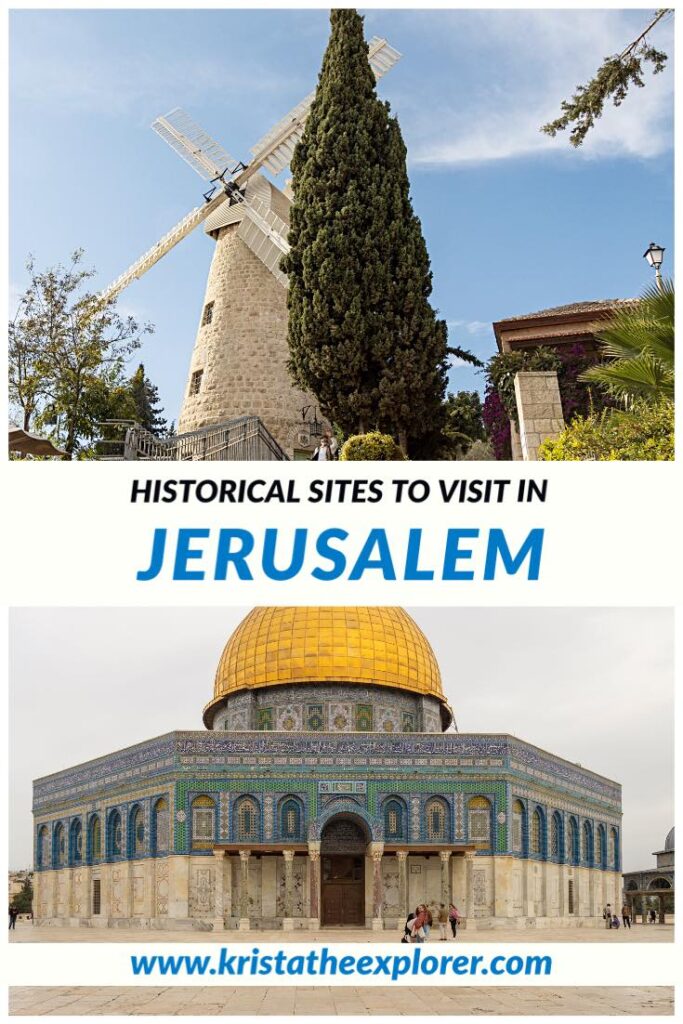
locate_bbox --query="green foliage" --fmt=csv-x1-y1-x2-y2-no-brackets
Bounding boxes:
538,400,674,461
582,280,674,404
11,876,33,914
340,431,407,461
128,363,168,435
541,10,669,146
283,9,456,456
8,251,153,458
485,348,561,423
442,390,486,458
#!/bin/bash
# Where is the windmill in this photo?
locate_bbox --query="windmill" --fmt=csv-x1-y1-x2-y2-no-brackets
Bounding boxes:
101,37,401,456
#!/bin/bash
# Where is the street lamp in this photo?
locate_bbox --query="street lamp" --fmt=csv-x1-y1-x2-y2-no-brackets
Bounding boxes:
643,242,665,292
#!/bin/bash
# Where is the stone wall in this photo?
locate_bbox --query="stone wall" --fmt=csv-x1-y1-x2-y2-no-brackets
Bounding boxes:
177,224,322,457
513,371,565,461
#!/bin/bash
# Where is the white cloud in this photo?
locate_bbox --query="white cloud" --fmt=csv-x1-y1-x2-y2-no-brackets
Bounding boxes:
402,10,673,166
448,319,491,336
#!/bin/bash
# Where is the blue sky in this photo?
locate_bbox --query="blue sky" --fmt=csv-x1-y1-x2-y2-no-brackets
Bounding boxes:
10,8,674,424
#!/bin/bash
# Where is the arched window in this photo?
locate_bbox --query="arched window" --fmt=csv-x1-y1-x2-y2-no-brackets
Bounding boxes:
234,796,259,842
108,809,123,858
53,823,66,867
37,825,49,869
384,799,405,841
280,798,303,840
88,815,102,863
530,808,544,856
582,821,594,867
468,797,492,843
597,824,607,869
191,795,216,848
425,798,449,842
153,798,169,854
550,812,563,860
568,817,579,865
609,827,619,870
70,818,83,865
512,800,525,853
129,805,145,858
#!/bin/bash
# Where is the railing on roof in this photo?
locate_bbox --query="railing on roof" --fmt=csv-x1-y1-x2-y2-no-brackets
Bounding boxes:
119,417,288,462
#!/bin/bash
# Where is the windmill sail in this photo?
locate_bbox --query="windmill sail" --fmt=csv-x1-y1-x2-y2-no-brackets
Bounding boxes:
249,36,402,176
152,108,240,181
237,198,289,287
101,192,228,301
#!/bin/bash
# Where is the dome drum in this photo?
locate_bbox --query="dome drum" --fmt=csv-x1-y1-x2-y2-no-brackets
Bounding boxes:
204,607,453,730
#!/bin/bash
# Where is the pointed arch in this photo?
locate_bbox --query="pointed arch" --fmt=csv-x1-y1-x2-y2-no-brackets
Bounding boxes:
582,820,594,867
425,797,451,843
609,826,619,871
550,811,563,861
568,816,580,865
107,809,123,859
468,796,492,844
53,822,66,867
597,823,607,869
383,796,408,842
152,798,170,854
69,818,83,865
128,804,145,858
87,814,102,864
191,795,216,848
233,795,260,843
512,799,526,854
37,825,49,869
279,796,304,841
530,807,546,857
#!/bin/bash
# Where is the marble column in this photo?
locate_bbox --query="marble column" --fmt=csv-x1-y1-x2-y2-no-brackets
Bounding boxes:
397,851,408,920
369,842,385,931
440,851,451,906
464,851,476,926
212,850,225,931
282,850,295,931
239,850,251,930
308,843,321,930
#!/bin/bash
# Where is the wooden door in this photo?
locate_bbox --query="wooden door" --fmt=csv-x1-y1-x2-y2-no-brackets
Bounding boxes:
321,855,365,925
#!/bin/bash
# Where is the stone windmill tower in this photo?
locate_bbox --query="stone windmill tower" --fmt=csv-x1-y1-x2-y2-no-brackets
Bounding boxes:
101,39,401,457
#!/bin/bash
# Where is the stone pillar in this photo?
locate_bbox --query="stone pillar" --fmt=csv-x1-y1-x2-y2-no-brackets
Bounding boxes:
64,868,74,922
397,851,409,920
558,863,567,919
514,371,565,461
123,861,134,920
282,850,295,931
238,850,251,930
308,844,320,930
464,852,476,926
439,851,451,906
82,865,92,920
369,843,385,931
212,850,225,931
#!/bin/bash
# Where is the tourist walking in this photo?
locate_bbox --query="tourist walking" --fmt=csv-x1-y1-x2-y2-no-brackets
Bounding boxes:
423,904,433,939
437,903,449,940
603,903,612,928
8,906,18,930
410,905,428,943
621,903,632,929
448,903,461,938
402,910,415,943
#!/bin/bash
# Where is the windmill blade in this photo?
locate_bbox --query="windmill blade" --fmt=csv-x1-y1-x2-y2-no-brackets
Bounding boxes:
152,108,241,182
237,198,289,287
101,192,227,301
249,36,402,177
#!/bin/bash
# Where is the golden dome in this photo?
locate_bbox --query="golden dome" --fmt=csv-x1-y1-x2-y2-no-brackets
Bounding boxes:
203,607,446,726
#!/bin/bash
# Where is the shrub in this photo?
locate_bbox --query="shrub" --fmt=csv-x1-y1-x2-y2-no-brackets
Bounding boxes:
339,432,407,461
538,400,674,461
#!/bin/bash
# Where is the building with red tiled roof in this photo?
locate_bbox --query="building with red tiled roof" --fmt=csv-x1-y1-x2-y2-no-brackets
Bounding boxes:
493,299,634,358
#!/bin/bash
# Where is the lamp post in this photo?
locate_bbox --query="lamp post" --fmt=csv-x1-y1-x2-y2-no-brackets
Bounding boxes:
643,242,665,293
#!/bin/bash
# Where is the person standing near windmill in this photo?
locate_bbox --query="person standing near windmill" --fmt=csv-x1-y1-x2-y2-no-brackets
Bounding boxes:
310,430,338,461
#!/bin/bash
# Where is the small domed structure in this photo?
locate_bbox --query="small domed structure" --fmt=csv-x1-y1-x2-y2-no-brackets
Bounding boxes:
664,827,675,852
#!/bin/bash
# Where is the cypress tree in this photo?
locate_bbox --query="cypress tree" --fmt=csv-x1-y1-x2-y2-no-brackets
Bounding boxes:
128,363,168,436
283,9,461,456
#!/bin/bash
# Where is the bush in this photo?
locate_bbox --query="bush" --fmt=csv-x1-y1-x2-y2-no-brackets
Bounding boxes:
538,401,674,461
340,432,407,461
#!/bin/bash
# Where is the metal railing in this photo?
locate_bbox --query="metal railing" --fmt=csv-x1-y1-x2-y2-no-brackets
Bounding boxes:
121,416,288,461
